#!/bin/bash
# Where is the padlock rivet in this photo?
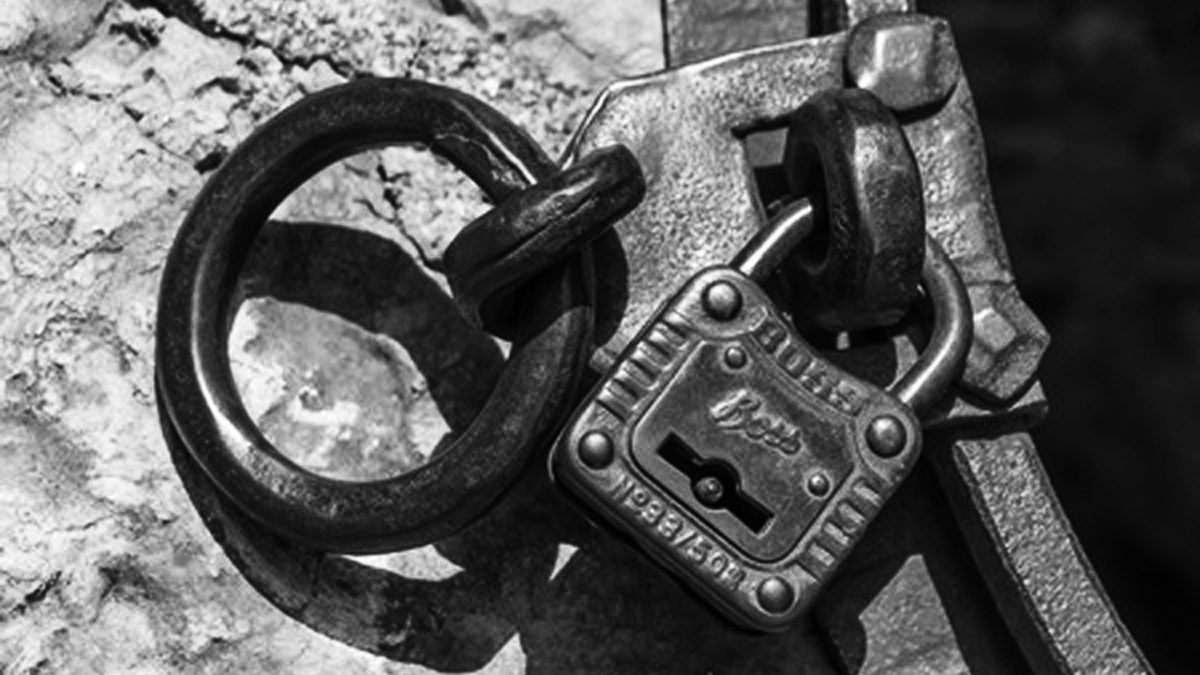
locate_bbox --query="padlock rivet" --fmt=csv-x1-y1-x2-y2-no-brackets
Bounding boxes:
578,431,614,469
757,577,795,614
702,281,742,320
807,473,831,497
693,476,725,507
866,414,907,457
723,345,747,369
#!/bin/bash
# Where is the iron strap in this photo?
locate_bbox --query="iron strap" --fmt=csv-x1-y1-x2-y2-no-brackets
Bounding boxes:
660,0,1149,671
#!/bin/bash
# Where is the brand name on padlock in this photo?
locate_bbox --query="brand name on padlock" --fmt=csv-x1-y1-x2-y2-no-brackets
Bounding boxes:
709,389,803,455
608,470,747,591
753,318,865,415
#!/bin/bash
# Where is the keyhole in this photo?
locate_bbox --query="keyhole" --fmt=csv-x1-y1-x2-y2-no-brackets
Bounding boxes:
658,434,773,534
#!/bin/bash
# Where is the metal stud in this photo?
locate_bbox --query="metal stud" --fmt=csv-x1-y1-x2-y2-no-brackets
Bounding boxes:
866,415,907,458
757,577,795,614
702,281,742,320
578,431,614,469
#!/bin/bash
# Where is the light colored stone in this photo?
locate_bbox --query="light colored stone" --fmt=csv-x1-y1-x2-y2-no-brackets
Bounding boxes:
0,2,36,56
0,1,666,672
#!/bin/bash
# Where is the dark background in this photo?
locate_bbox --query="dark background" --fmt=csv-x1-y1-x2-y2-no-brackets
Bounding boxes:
924,0,1200,670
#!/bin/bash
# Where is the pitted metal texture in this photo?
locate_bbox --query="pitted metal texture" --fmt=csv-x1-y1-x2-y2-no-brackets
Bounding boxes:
567,17,1048,423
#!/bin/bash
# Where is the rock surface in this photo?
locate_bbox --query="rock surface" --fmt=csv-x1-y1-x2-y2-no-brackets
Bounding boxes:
0,0,663,672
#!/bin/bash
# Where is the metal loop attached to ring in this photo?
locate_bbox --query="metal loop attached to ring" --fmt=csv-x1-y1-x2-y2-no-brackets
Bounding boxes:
444,144,645,340
783,87,925,332
156,78,594,553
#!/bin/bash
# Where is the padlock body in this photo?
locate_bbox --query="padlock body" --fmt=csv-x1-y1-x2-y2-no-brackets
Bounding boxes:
552,267,921,631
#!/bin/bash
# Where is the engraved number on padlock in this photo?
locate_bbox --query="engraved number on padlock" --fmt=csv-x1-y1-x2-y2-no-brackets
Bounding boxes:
551,200,970,631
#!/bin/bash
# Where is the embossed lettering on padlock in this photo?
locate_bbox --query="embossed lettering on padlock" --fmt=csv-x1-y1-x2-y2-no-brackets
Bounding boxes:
551,202,971,631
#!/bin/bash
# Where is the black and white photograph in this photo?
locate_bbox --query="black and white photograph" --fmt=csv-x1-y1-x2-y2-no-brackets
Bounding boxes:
0,0,1193,672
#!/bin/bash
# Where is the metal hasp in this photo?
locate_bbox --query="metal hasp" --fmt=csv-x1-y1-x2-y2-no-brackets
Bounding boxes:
627,0,1149,672
569,6,1047,428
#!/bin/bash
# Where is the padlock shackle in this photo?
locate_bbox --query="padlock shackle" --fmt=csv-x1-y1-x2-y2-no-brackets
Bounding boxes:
732,198,816,284
737,204,969,418
891,236,973,417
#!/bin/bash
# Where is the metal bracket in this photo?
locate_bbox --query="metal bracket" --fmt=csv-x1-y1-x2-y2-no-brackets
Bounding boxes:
645,0,1152,672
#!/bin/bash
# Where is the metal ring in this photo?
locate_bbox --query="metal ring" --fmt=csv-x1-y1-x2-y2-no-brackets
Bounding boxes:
783,87,925,332
444,144,645,340
156,78,593,553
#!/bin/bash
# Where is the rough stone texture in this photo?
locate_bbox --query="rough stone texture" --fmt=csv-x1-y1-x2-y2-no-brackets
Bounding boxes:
0,0,662,671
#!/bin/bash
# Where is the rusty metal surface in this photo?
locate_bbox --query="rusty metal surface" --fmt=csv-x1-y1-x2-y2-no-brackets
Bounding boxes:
569,35,843,370
782,87,925,331
569,31,1045,426
901,76,1050,406
933,431,1152,674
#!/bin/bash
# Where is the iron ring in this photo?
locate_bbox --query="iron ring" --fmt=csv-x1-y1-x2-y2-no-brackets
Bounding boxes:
156,78,593,553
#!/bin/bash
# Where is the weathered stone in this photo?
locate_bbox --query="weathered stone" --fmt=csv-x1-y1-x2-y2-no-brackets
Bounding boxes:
0,0,661,671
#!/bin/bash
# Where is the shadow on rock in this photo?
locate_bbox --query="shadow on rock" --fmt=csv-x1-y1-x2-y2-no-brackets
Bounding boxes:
161,220,835,673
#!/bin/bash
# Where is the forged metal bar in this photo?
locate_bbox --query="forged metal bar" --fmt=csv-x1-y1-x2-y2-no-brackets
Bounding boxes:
933,432,1151,673
844,14,1049,404
568,33,1044,427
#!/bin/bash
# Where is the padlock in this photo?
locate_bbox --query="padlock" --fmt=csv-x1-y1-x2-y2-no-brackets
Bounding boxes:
550,199,972,631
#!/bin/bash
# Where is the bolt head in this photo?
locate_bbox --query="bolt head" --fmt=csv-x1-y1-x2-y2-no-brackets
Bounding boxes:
807,473,831,497
724,345,747,369
847,14,960,112
757,577,795,614
702,281,742,321
866,415,907,458
578,431,614,469
693,476,725,507
962,283,1050,404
